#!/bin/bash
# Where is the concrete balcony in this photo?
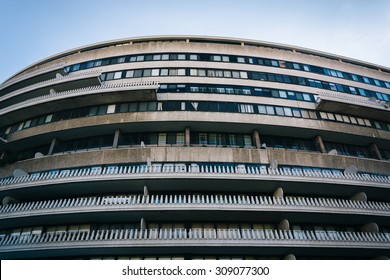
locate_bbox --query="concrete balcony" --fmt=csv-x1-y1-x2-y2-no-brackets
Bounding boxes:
1,163,390,202
1,194,389,228
0,70,102,106
0,227,389,259
0,62,68,94
0,81,159,125
316,91,390,122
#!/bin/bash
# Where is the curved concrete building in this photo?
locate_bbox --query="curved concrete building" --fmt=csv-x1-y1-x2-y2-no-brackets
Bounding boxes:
0,36,390,260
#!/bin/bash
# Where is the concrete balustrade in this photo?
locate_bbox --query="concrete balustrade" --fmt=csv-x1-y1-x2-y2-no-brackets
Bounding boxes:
1,163,389,188
1,193,389,218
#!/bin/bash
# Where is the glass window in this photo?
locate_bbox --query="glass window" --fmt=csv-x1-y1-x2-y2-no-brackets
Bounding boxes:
320,112,328,119
190,69,197,76
176,133,185,145
301,110,309,118
266,106,275,115
271,60,279,67
169,69,178,76
177,69,186,76
258,105,267,114
107,105,116,114
349,116,357,124
364,119,371,126
125,70,134,78
292,108,301,117
160,69,169,76
106,72,114,80
136,55,144,61
189,54,198,60
279,91,287,98
232,71,240,78
134,70,143,77
153,54,161,60
212,55,221,61
198,69,206,76
342,115,351,123
45,114,53,123
357,118,365,125
143,69,152,77
223,71,232,78
284,107,293,116
222,56,229,62
199,133,207,145
178,54,186,60
151,69,160,76
327,113,335,120
237,57,245,63
158,133,167,145
240,72,248,79
275,107,285,116
161,54,169,60
335,114,343,122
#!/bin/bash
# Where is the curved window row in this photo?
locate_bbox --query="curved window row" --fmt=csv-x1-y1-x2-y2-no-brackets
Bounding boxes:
2,99,390,142
63,52,390,91
101,67,390,102
159,83,316,102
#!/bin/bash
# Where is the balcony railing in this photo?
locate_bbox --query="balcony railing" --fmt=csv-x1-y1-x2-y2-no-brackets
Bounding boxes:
0,62,67,90
0,70,102,103
0,81,159,116
1,163,389,188
1,228,389,250
1,194,389,218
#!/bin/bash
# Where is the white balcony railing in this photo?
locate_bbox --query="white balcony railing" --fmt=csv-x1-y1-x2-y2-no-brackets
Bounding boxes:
1,193,389,217
1,163,389,188
0,80,159,116
0,228,389,249
0,62,67,91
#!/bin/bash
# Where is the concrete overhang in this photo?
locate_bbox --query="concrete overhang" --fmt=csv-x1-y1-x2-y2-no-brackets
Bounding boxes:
316,92,390,122
0,82,159,126
0,71,102,108
0,67,67,96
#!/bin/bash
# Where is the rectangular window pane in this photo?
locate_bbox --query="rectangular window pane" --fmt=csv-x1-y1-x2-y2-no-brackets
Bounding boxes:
151,69,160,76
266,106,275,115
275,107,285,116
284,107,293,116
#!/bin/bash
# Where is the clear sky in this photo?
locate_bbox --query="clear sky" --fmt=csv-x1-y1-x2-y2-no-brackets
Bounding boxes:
1,0,390,83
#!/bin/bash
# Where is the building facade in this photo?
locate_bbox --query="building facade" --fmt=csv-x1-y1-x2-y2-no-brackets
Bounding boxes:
0,36,390,259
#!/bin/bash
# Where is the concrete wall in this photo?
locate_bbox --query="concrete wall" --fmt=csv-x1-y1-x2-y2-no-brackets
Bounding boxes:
1,146,389,177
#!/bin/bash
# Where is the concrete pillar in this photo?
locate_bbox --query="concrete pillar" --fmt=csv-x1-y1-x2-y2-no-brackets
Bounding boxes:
113,129,121,148
48,138,58,156
185,127,191,146
143,186,149,196
314,135,326,153
283,254,296,260
273,187,284,198
369,143,382,160
361,222,379,233
252,129,261,149
278,219,290,231
140,218,146,230
350,192,367,202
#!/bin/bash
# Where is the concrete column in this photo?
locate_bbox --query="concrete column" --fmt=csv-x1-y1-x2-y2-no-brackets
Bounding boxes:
278,219,290,231
252,129,261,149
314,135,326,153
273,187,284,198
113,129,121,148
369,143,382,160
361,222,379,233
140,218,146,230
350,192,367,202
185,127,191,146
48,138,58,156
143,186,149,196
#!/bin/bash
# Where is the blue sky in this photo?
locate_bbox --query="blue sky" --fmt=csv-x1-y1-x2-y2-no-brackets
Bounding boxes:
1,0,390,83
